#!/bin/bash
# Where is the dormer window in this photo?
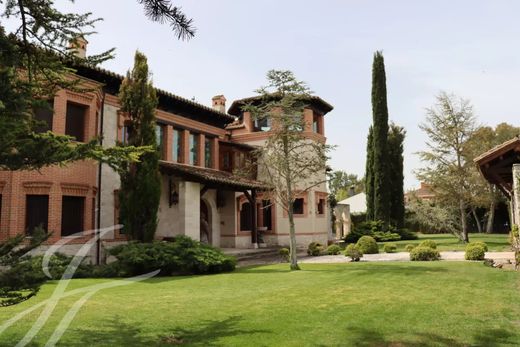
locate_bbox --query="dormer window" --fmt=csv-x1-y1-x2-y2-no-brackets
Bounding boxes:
253,116,271,132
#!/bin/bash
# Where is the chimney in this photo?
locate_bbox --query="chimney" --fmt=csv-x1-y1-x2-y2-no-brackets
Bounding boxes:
212,95,226,113
69,36,88,59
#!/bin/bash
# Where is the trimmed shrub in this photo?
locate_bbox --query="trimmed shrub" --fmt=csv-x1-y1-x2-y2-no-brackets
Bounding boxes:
373,231,401,242
410,246,440,261
383,243,398,253
471,241,488,252
465,243,486,260
279,248,290,262
405,244,417,252
326,244,342,255
307,242,325,256
396,228,419,240
108,236,236,276
356,236,379,254
418,240,437,249
344,244,363,261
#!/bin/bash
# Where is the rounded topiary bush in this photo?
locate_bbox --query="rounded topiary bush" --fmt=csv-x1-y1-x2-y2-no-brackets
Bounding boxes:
356,236,379,254
326,244,341,255
383,243,397,253
307,242,325,256
418,240,437,249
465,243,486,260
409,246,440,261
279,248,290,262
344,244,363,261
471,241,488,252
405,244,416,252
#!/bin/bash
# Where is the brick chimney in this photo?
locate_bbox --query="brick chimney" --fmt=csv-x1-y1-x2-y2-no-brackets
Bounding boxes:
212,95,226,113
69,36,88,59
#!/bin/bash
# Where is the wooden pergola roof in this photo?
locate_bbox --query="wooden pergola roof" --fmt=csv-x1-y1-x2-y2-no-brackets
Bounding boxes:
474,136,520,197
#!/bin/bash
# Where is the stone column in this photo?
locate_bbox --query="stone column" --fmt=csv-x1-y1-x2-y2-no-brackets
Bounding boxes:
179,181,200,240
181,129,190,164
198,133,206,167
163,125,173,162
512,164,520,226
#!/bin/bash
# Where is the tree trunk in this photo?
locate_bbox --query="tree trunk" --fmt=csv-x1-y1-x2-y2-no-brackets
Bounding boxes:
471,208,482,233
288,209,299,270
283,134,300,271
486,201,495,234
460,199,469,242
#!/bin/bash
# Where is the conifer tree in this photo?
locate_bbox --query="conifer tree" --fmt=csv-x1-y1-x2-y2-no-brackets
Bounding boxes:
365,126,375,220
388,124,405,227
118,52,161,242
370,51,390,223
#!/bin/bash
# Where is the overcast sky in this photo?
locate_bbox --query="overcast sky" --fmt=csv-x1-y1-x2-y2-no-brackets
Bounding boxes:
9,1,520,189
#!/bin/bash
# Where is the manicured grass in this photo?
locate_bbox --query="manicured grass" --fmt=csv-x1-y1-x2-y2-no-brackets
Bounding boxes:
1,262,519,346
379,233,511,252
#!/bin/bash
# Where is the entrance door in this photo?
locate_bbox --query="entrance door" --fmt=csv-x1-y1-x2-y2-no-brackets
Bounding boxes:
200,200,211,244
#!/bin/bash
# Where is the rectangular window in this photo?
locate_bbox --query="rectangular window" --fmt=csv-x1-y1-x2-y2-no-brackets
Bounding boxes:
317,198,325,215
33,100,54,132
189,133,199,165
156,124,164,157
205,137,213,168
222,151,232,171
26,195,49,233
121,124,133,145
65,102,87,142
313,112,323,134
293,198,304,215
253,116,271,132
262,200,272,230
61,196,85,237
240,202,252,231
172,128,182,163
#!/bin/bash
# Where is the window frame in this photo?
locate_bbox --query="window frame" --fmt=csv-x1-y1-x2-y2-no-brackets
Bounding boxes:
65,101,88,142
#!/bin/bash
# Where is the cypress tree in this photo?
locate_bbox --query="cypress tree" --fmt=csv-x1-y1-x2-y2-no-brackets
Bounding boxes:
388,124,406,227
371,51,390,223
118,51,161,242
365,126,375,220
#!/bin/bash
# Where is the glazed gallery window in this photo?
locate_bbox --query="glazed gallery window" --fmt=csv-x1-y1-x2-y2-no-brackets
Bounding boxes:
121,124,134,145
33,100,54,133
61,196,85,237
155,124,164,155
65,102,87,142
189,133,199,165
317,198,326,215
253,116,271,132
205,137,213,167
292,198,304,215
172,128,182,162
26,195,49,233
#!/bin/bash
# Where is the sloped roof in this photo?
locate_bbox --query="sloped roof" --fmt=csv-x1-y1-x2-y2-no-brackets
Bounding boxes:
337,192,366,214
227,94,334,116
159,161,269,191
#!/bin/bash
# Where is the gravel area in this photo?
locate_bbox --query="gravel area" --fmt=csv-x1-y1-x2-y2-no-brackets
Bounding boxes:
300,251,515,263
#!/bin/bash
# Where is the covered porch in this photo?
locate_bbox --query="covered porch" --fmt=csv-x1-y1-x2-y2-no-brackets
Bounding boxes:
475,136,520,225
158,161,270,248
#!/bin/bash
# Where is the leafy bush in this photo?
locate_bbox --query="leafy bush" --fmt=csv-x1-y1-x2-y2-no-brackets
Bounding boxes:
383,243,397,253
307,242,325,256
405,244,417,252
471,241,488,252
108,236,236,276
373,231,401,242
418,240,437,249
465,243,486,260
344,244,363,261
395,228,418,240
279,248,290,262
356,236,379,254
326,244,341,255
27,253,94,279
409,246,440,261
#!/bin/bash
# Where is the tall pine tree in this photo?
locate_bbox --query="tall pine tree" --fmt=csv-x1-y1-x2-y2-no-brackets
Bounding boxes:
370,51,390,223
118,51,161,242
388,123,405,227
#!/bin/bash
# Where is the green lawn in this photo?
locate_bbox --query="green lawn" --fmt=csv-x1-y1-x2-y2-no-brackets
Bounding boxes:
379,233,511,252
1,262,519,346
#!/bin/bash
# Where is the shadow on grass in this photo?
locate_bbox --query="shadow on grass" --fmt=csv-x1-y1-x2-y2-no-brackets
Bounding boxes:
321,326,518,347
64,315,268,346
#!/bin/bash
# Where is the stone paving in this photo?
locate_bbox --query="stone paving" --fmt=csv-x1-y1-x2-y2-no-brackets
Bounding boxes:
300,251,515,263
